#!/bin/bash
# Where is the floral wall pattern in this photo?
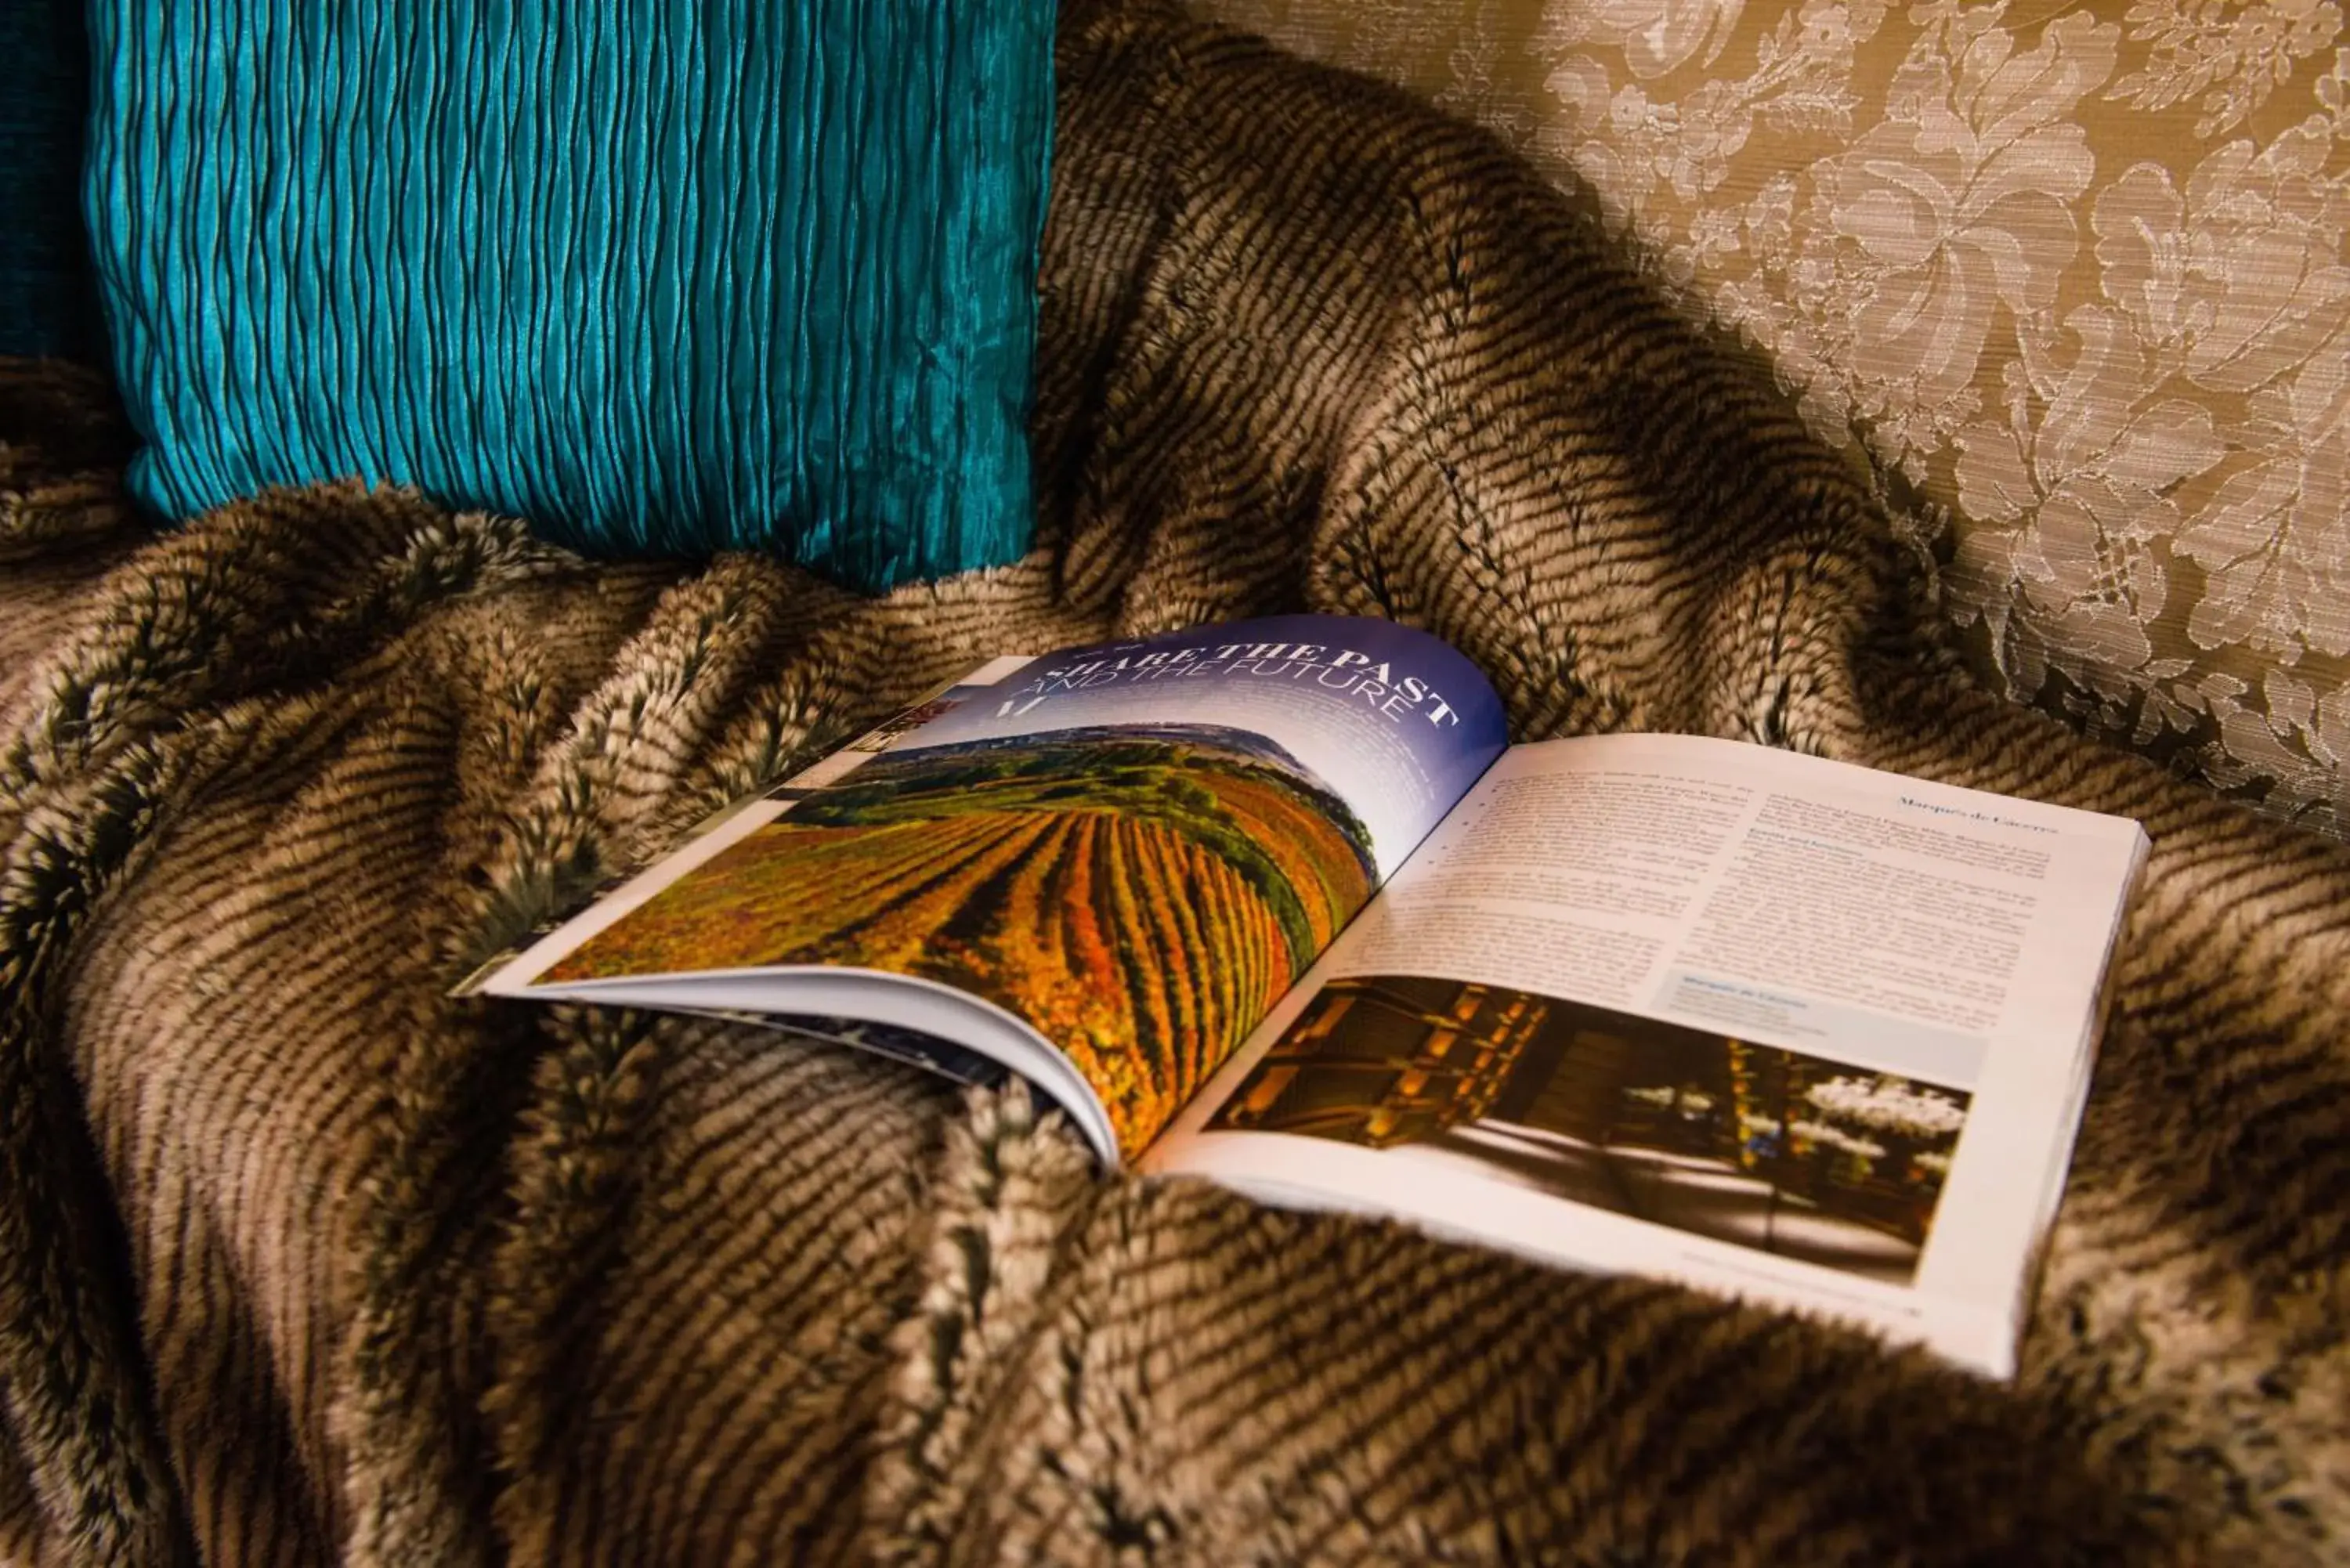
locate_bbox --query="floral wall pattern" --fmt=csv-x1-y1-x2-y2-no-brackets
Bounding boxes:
1203,0,2350,836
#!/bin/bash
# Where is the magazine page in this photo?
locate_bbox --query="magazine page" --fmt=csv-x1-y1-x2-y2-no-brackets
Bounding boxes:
687,1013,1011,1088
475,615,1510,1163
1147,732,2147,1375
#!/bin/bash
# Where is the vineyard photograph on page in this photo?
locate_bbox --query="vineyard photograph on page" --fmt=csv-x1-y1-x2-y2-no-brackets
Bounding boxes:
543,723,1379,1158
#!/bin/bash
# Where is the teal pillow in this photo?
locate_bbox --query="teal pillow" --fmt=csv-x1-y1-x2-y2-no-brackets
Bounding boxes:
83,2,1056,590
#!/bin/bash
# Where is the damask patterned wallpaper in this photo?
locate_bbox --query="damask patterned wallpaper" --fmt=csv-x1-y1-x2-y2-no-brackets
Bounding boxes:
1202,0,2350,836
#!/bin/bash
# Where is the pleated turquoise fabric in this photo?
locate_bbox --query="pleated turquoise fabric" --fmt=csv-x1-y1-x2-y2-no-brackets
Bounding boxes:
82,2,1057,591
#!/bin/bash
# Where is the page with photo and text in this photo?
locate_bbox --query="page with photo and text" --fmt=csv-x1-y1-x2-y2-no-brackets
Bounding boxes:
1148,732,2147,1376
472,615,1510,1162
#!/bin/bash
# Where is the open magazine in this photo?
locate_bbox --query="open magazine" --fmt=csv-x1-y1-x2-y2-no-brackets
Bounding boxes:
465,614,2147,1377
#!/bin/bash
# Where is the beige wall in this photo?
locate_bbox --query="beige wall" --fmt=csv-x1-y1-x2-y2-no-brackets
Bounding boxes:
1202,0,2350,836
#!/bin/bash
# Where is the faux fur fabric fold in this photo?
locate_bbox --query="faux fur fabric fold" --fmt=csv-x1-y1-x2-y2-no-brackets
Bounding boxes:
4,3,2347,1563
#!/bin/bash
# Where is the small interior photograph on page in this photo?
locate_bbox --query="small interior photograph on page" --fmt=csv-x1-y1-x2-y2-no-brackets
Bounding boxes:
1206,975,1973,1286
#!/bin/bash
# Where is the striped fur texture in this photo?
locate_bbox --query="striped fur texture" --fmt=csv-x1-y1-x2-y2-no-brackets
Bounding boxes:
5,2,2347,1561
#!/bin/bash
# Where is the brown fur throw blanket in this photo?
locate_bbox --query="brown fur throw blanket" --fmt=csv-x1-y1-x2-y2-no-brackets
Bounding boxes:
5,3,2348,1563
